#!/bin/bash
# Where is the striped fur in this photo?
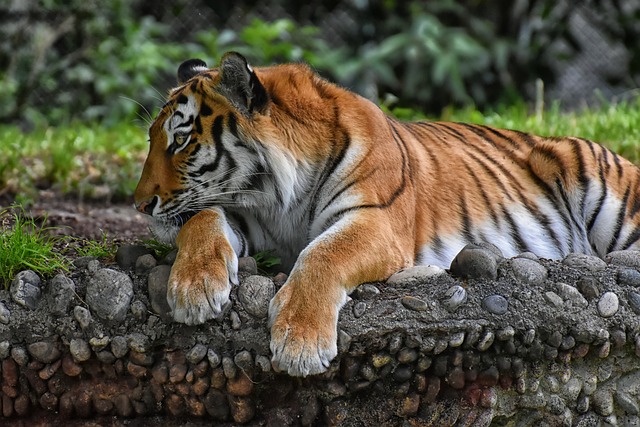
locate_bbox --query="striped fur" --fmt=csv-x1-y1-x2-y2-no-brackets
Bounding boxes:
134,52,640,376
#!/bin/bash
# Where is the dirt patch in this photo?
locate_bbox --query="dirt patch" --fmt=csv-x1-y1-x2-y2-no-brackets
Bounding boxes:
2,190,152,244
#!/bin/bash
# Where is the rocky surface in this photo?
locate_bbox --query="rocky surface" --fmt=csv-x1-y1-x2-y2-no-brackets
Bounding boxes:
2,243,640,426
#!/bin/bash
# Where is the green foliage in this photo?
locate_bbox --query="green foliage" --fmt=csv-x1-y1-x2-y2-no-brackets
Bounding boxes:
190,18,345,77
143,239,175,260
0,123,147,200
252,250,282,273
0,207,70,289
1,0,186,127
74,232,117,259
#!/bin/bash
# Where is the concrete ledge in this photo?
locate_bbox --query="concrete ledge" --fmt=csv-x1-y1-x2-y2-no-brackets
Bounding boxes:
2,248,640,425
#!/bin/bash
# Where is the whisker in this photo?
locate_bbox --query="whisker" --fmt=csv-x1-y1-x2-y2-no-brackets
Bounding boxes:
119,96,154,125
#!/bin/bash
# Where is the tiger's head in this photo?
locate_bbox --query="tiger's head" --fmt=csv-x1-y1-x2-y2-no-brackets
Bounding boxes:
134,52,337,243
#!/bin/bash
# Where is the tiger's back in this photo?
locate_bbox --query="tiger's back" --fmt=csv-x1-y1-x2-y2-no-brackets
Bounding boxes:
395,120,640,266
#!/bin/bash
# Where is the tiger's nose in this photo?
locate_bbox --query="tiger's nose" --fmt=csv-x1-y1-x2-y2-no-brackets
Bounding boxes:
135,196,158,216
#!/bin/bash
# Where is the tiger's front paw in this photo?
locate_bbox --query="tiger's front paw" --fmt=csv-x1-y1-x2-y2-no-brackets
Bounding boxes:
167,255,237,325
166,210,239,325
268,284,347,377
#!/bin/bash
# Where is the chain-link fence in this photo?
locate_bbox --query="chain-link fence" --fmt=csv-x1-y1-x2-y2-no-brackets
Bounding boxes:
1,0,638,127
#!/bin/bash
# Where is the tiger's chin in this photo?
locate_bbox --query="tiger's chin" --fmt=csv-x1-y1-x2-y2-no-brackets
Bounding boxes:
148,217,181,246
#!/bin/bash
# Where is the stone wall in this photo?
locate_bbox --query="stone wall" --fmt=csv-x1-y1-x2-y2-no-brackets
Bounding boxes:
2,244,640,426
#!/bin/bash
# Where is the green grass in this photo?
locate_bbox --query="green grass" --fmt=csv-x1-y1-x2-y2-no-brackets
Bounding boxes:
0,122,148,203
74,232,118,259
0,207,70,288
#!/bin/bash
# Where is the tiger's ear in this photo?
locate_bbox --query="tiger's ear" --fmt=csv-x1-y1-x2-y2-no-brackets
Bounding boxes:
218,52,269,115
177,59,208,84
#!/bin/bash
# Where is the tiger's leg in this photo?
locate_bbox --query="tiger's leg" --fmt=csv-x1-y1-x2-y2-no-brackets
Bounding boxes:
167,208,244,325
268,211,413,377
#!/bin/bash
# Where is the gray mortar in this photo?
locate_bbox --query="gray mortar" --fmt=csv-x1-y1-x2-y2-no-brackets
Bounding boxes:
2,245,640,426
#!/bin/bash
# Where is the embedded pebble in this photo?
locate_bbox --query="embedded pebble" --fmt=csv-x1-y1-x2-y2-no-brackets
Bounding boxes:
555,283,588,308
577,276,600,300
237,256,258,275
27,341,61,364
207,349,221,368
234,351,253,371
442,285,467,312
481,295,508,315
544,291,564,309
86,268,133,323
449,244,499,280
147,265,172,319
130,300,147,321
237,275,275,318
592,389,614,416
222,356,237,379
0,341,10,359
397,348,418,364
615,391,639,415
89,336,110,352
401,296,428,311
477,331,495,351
353,301,366,318
338,330,352,353
0,302,10,324
230,310,241,330
126,333,150,354
629,291,640,315
617,267,640,287
387,265,445,285
496,326,515,341
135,254,157,275
255,355,271,372
115,244,153,270
11,346,28,366
562,253,607,272
73,306,91,329
605,250,640,268
449,332,465,348
69,339,91,362
511,258,547,285
110,336,128,359
352,284,380,300
10,270,42,310
47,274,76,316
186,344,208,365
597,292,619,318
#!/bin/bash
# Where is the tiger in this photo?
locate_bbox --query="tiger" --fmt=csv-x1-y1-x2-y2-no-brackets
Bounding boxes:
134,51,640,377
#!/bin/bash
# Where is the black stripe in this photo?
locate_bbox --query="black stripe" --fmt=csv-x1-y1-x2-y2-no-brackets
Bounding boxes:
317,120,409,229
481,126,520,150
501,206,530,253
200,102,213,116
459,195,474,243
586,162,608,232
212,115,224,145
621,227,640,251
176,94,188,105
228,113,239,138
226,212,250,256
607,187,631,254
